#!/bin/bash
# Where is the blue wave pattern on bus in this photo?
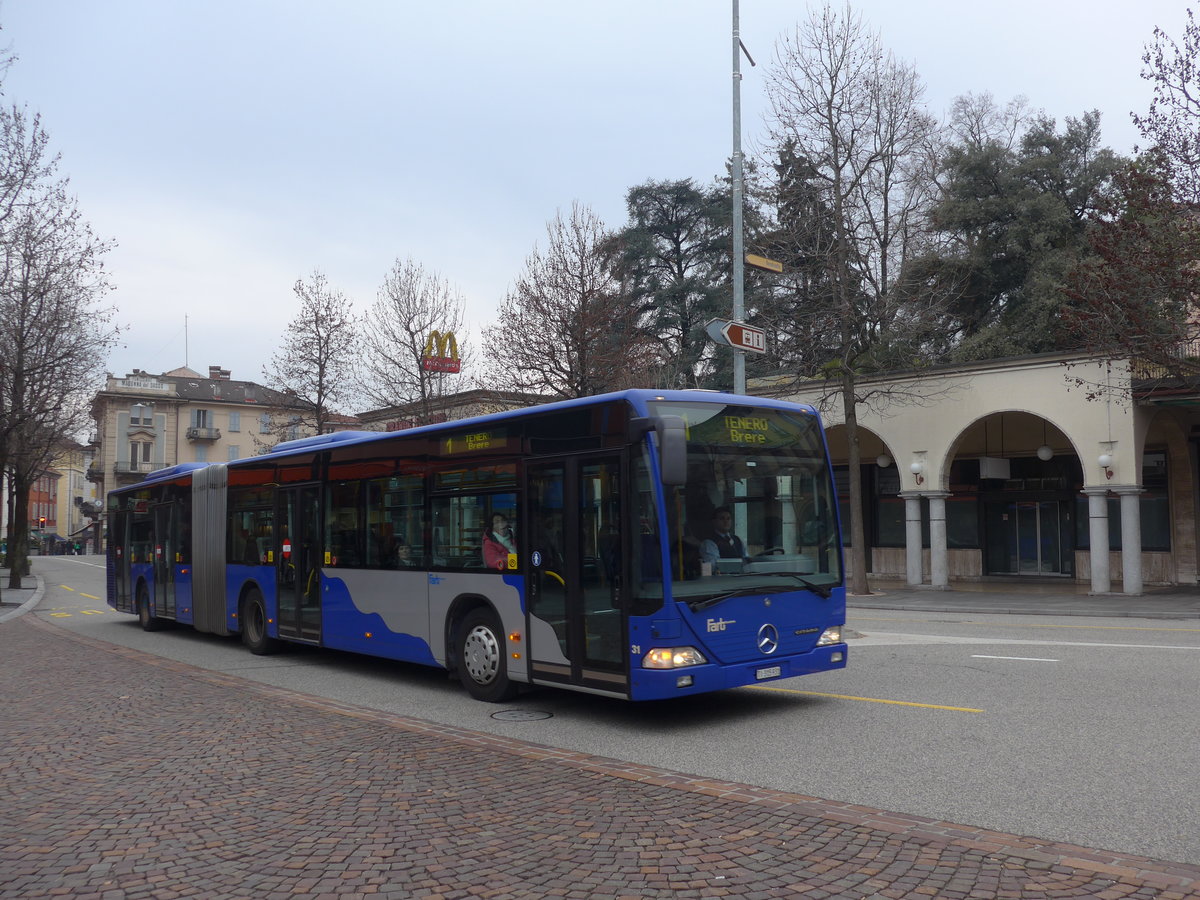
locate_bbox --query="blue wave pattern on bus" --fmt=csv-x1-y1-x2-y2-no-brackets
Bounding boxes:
321,572,437,665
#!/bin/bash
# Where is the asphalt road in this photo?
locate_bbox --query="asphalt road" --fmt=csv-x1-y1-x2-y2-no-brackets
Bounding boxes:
24,554,1200,868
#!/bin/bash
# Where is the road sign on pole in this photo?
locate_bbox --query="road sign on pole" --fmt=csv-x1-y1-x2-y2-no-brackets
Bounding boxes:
745,253,783,273
705,318,768,354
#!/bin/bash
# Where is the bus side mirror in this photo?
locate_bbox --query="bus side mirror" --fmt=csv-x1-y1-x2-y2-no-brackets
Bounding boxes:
631,416,687,486
655,416,686,485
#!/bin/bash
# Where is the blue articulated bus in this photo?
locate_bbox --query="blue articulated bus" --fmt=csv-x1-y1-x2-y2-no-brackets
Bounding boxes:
105,389,847,701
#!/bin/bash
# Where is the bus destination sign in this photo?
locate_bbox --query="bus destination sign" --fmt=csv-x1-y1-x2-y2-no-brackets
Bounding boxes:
444,431,500,454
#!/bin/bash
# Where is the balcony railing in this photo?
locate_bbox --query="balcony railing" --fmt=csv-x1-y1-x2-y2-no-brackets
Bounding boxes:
114,461,167,475
186,426,221,441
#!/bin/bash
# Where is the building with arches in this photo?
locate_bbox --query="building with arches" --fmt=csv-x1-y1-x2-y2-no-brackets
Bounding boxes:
761,353,1200,596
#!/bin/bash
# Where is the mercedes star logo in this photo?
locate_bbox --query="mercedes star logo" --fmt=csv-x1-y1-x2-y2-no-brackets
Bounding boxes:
757,623,779,655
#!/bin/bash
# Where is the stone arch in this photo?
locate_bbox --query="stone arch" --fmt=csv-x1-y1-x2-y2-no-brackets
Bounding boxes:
939,409,1086,491
821,422,898,469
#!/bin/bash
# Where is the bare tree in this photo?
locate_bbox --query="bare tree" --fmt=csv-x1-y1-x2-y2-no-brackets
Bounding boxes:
483,202,659,399
261,270,358,442
1133,8,1200,204
0,107,118,588
761,3,949,594
1062,159,1200,382
360,258,472,424
1060,11,1200,383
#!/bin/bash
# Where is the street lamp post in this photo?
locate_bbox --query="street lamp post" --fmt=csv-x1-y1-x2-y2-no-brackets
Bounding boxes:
731,0,746,395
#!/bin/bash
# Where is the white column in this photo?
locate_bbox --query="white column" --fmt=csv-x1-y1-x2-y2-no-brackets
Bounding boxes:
1082,487,1111,594
1115,487,1144,596
901,492,923,585
926,492,950,590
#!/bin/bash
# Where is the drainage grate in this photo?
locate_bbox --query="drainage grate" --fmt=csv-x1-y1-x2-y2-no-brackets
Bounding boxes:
491,709,553,721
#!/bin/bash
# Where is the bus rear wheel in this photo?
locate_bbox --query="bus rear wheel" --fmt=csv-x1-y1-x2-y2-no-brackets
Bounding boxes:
241,589,279,655
137,586,163,631
457,608,518,702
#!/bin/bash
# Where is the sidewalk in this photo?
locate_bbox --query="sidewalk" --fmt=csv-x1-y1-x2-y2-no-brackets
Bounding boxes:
850,578,1200,619
0,567,41,624
3,587,1199,897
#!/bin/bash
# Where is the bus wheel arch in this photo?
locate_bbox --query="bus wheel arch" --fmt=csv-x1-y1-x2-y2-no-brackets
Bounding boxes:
239,584,280,655
447,596,518,703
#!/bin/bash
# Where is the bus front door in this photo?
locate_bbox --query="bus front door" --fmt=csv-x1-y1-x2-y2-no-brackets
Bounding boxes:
526,457,628,696
276,485,322,643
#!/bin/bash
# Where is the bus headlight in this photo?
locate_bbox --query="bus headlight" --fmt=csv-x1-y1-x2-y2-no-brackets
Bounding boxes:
816,626,843,646
643,647,707,669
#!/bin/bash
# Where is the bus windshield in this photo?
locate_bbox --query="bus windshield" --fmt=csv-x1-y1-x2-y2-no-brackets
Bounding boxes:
647,399,842,604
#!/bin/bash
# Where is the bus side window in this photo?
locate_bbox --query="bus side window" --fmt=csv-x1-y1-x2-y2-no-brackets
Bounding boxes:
326,481,361,568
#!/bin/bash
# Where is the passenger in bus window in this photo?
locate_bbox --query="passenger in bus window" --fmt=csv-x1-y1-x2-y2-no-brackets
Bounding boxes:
482,513,517,570
237,528,257,565
701,507,745,566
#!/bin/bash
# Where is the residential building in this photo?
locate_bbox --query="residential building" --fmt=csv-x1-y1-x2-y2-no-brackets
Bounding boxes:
88,366,316,506
0,440,97,554
52,441,100,552
761,352,1200,597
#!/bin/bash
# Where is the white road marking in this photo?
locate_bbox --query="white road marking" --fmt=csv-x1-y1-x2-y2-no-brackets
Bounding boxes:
854,631,1200,651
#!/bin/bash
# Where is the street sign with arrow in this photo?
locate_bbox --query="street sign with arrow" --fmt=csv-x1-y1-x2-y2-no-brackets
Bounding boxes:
705,318,767,354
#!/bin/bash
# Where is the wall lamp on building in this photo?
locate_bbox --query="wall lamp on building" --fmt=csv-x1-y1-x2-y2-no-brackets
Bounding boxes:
876,453,892,468
910,460,925,486
1098,453,1114,480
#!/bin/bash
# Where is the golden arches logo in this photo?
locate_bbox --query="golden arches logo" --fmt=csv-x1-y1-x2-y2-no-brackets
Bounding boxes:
422,330,461,373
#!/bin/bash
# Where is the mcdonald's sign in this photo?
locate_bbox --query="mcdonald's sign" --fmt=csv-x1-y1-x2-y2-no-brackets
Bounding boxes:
422,330,461,373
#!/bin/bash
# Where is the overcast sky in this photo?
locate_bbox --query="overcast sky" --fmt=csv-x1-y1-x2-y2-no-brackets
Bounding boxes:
2,1,1189,396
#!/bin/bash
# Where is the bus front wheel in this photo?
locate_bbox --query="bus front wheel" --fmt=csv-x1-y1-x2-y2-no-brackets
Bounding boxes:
457,608,518,702
241,589,279,655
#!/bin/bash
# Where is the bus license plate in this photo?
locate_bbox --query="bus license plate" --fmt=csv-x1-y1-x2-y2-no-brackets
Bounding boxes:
756,665,781,680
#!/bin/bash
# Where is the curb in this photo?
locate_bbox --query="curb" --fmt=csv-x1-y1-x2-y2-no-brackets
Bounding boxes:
0,575,44,624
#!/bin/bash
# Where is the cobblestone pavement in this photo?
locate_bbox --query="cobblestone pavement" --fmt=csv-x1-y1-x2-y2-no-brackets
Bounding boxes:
3,615,1199,900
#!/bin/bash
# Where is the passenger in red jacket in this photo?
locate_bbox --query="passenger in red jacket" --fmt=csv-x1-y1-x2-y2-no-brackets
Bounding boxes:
482,514,517,571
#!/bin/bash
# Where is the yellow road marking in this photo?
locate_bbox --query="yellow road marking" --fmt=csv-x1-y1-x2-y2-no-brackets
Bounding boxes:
80,593,100,600
59,585,75,592
747,683,984,713
853,615,1200,634
50,612,71,618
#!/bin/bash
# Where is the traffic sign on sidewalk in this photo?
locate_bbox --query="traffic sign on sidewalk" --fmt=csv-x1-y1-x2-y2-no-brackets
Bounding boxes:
705,318,768,354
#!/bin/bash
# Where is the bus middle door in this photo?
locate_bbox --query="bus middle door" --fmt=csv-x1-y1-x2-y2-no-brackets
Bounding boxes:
276,484,322,643
152,502,176,619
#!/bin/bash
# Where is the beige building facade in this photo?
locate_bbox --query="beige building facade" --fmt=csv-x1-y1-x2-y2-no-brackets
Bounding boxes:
88,366,316,508
766,353,1200,596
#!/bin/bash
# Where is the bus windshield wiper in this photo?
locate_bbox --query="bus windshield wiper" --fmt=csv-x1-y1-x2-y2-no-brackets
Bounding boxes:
758,572,833,599
685,587,765,612
791,576,832,599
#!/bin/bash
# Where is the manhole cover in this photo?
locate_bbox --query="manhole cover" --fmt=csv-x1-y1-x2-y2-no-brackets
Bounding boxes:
491,709,553,721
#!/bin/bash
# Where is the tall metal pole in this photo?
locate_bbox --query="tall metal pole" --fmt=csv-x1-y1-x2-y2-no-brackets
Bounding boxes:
731,0,746,395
